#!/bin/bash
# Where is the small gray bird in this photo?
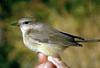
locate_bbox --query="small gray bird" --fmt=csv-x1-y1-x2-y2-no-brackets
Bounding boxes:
18,17,100,56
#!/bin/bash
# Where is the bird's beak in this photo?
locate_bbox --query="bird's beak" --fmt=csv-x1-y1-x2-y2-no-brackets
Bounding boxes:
11,22,19,27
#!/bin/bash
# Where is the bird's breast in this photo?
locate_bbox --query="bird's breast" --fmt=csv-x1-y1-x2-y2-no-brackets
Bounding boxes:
23,34,40,52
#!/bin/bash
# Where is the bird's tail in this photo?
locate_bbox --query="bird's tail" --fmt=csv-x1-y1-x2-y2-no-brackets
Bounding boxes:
76,39,100,43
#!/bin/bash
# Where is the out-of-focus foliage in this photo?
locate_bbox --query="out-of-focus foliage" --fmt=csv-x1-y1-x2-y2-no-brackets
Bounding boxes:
0,0,100,68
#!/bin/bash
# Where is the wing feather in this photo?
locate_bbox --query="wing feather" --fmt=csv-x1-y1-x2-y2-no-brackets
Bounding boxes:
27,24,82,46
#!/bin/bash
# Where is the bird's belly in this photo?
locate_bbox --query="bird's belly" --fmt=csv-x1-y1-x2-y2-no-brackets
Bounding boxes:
37,43,64,56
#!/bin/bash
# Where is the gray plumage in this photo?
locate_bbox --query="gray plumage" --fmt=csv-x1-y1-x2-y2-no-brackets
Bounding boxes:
18,18,100,56
24,22,84,47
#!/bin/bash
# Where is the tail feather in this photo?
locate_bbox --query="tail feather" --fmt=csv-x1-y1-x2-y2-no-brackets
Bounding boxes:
72,39,100,47
76,39,100,42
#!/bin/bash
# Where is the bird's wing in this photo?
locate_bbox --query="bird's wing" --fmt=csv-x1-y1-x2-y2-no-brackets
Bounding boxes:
27,28,83,46
59,32,85,40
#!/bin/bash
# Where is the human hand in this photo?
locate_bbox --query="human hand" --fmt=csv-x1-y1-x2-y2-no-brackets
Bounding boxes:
36,53,70,68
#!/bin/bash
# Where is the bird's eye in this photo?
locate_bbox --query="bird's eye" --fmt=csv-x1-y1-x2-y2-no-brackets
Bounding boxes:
23,21,29,24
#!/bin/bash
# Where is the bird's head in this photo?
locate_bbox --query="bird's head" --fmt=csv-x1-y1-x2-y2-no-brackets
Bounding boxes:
18,17,45,34
18,18,35,34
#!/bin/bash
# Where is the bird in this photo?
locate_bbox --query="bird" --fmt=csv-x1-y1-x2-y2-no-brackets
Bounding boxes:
18,17,100,56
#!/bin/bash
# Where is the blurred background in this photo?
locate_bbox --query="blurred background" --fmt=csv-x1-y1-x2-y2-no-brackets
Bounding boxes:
0,0,100,68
